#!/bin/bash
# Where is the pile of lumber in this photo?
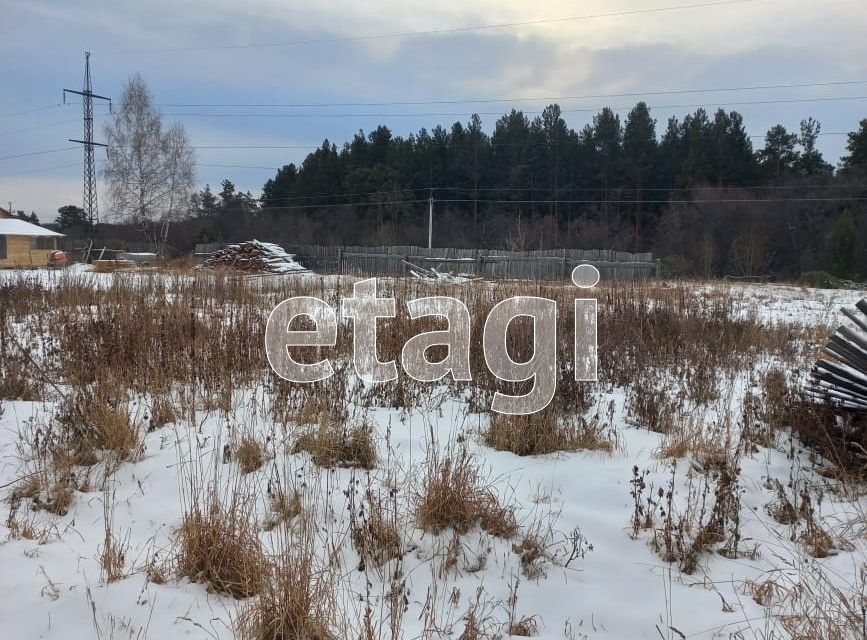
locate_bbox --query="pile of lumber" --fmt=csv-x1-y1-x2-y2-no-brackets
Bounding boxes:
403,259,479,283
203,240,307,274
810,298,867,413
93,259,137,273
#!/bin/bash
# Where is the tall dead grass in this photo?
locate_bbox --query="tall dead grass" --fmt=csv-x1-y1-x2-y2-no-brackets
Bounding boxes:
174,471,265,598
416,448,516,538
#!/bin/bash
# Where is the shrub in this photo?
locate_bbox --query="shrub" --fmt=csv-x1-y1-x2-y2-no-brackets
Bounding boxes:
175,486,265,598
236,528,338,640
293,419,376,470
351,491,402,567
235,433,267,475
416,449,516,538
799,270,840,289
54,386,142,466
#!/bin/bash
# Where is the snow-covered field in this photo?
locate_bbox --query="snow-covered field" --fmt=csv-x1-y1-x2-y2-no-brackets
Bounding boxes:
1,267,866,639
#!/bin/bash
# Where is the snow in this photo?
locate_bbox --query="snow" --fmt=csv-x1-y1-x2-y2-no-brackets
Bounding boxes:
204,239,309,274
1,274,866,639
0,219,64,237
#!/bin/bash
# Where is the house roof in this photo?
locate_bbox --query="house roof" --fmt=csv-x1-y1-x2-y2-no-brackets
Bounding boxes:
0,218,64,237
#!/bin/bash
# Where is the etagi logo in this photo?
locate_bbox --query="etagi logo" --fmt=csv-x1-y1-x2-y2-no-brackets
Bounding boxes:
265,264,600,416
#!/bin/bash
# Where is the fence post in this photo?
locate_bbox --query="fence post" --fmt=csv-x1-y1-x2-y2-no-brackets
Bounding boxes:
655,258,661,279
338,247,344,275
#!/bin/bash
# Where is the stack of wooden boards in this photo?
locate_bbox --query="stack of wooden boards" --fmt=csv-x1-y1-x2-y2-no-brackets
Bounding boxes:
811,298,867,413
204,240,307,274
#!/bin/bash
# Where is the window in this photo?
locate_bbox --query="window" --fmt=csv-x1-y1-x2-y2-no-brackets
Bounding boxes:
0,235,6,259
29,237,55,250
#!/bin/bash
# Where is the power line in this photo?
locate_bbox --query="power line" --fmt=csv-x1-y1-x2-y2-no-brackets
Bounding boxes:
111,129,850,161
0,162,80,178
251,183,867,206
0,104,61,119
154,94,867,121
255,194,867,212
186,132,850,153
0,115,109,138
102,0,767,55
240,199,430,212
2,123,852,168
199,162,283,170
152,79,867,109
437,196,867,204
443,183,866,193
0,146,78,161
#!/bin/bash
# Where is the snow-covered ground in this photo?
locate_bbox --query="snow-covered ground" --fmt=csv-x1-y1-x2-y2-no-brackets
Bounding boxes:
1,268,866,639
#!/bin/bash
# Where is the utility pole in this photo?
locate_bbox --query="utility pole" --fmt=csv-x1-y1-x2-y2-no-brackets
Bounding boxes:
428,188,434,249
64,51,111,240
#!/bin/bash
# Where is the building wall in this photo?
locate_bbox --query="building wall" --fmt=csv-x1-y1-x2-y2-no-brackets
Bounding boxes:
0,234,57,268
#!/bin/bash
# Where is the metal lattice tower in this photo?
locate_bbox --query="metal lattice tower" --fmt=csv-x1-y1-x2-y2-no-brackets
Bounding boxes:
64,52,111,233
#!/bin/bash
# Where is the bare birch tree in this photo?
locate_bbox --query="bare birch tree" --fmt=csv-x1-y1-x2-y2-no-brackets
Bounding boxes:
102,74,195,254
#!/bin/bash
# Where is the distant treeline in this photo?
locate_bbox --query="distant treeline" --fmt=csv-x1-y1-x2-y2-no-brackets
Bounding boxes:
70,103,867,279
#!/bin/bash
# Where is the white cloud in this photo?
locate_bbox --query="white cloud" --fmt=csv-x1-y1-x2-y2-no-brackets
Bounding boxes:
2,0,867,218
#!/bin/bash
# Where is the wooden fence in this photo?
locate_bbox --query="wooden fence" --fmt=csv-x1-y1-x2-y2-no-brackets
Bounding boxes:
284,244,658,281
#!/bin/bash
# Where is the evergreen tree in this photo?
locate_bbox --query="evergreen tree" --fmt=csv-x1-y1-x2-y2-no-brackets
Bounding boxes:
192,184,219,217
828,212,857,279
261,166,297,209
219,179,237,207
678,109,713,186
841,119,867,169
657,116,685,189
757,125,799,180
710,110,756,186
795,117,833,176
15,210,39,224
590,107,623,198
491,110,532,204
56,205,89,232
623,102,657,250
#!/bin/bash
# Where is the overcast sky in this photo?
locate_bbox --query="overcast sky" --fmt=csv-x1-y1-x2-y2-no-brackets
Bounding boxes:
2,0,867,221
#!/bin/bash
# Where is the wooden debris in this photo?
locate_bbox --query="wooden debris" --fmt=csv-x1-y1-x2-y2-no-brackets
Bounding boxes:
92,259,137,273
810,298,867,413
203,240,307,274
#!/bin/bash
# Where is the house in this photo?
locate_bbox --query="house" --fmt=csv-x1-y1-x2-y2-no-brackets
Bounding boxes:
0,207,64,268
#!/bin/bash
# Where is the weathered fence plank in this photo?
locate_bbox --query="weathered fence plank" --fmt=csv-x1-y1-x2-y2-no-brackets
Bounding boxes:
285,244,657,281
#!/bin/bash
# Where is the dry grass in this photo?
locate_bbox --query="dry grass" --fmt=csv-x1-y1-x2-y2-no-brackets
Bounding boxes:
263,488,302,531
628,381,680,434
7,511,58,543
32,479,75,516
416,449,516,538
798,490,836,558
507,616,538,637
100,528,127,583
236,525,338,640
0,355,42,400
149,395,177,429
747,563,867,639
99,492,128,583
486,407,614,456
53,386,142,466
649,458,744,574
175,484,265,598
761,367,792,427
351,490,402,568
235,432,268,475
3,270,863,638
293,418,377,470
512,536,548,580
